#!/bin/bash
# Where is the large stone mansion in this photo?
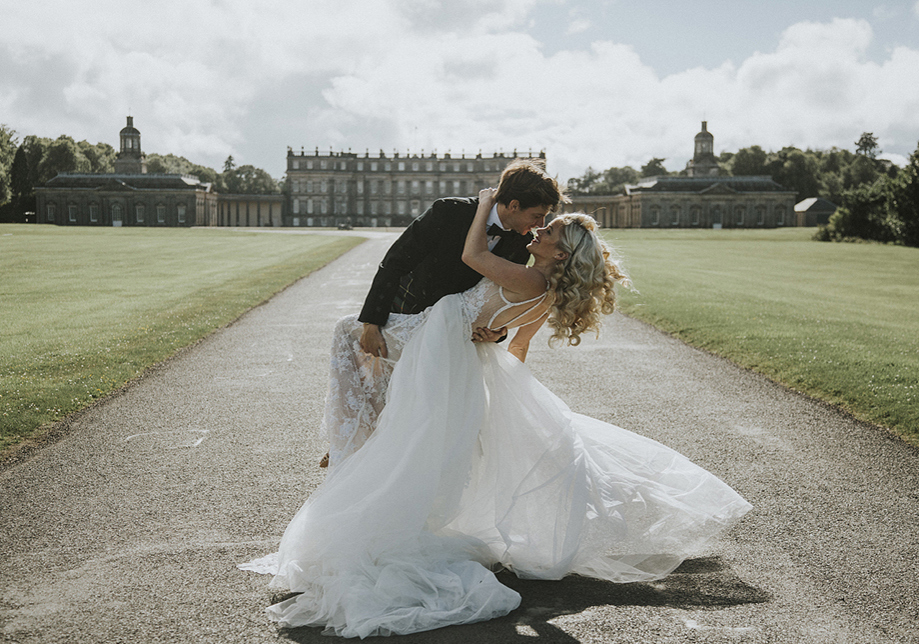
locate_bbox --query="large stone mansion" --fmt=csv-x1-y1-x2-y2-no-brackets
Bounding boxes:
35,118,801,229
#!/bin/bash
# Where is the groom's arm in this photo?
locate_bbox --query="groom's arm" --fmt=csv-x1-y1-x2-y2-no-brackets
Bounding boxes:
358,200,457,326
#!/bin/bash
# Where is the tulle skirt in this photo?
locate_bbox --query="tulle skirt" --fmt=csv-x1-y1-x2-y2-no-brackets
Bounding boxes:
240,294,751,638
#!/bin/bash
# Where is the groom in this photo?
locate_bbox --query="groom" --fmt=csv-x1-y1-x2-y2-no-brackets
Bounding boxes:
358,158,564,357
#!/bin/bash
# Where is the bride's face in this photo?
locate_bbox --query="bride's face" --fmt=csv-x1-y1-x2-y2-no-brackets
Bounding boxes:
527,219,567,261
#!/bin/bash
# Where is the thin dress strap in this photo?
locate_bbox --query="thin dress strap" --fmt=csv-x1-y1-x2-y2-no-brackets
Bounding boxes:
487,287,549,329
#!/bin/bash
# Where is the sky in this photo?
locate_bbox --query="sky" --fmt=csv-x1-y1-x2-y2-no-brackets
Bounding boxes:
2,0,918,182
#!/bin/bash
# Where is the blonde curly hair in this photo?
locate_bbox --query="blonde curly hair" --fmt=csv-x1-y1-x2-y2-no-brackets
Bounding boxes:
544,214,630,346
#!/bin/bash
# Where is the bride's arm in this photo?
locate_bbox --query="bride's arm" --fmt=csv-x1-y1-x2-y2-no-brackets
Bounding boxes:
462,188,544,295
506,313,548,363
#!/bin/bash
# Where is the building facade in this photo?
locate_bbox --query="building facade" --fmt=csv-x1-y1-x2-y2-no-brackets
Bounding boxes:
559,123,799,229
35,117,221,227
284,148,545,228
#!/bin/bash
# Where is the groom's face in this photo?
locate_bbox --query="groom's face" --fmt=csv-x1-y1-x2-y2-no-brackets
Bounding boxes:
500,200,550,236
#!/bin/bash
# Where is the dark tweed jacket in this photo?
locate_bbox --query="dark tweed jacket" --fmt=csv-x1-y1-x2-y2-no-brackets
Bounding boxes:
358,197,533,326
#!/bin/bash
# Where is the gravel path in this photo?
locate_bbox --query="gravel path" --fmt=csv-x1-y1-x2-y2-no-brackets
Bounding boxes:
2,231,917,644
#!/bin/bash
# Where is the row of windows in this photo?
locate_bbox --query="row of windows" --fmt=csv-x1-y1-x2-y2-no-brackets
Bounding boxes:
292,198,426,217
646,204,787,226
290,179,479,195
291,159,494,173
47,202,187,223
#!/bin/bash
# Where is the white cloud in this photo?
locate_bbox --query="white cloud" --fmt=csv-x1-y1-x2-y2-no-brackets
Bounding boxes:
1,2,918,181
566,18,591,35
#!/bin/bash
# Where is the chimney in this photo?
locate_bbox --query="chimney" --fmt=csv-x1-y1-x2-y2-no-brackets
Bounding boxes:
127,116,134,127
701,120,707,132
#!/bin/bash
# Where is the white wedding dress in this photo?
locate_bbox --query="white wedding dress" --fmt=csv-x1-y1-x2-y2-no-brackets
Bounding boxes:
240,279,752,638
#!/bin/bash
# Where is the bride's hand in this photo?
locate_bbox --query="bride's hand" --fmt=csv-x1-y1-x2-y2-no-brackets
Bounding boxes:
471,326,506,343
478,187,497,209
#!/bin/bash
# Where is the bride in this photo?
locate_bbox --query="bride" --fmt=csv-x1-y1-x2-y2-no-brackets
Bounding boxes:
240,189,752,638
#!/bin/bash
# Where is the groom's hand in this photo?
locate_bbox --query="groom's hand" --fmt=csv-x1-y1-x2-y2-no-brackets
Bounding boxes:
360,323,388,358
471,326,507,343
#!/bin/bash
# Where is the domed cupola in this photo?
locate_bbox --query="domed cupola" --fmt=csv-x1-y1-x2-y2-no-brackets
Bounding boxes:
114,116,147,174
687,121,719,177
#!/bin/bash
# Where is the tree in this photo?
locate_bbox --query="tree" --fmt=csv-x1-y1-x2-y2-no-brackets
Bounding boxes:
640,158,668,177
729,145,767,176
37,135,91,183
77,140,116,173
888,141,919,247
218,165,281,194
765,147,821,201
0,124,18,204
223,155,236,172
855,132,881,159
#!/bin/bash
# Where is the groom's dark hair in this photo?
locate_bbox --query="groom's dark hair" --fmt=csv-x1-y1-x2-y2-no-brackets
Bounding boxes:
495,158,565,211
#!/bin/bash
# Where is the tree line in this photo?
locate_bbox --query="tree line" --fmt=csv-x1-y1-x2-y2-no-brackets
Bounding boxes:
566,132,919,247
0,125,281,223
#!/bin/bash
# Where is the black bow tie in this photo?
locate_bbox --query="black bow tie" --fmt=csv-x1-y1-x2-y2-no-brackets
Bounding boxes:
488,223,515,239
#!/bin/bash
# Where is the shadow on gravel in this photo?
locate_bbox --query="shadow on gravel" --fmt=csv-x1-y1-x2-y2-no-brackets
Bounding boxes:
275,557,770,643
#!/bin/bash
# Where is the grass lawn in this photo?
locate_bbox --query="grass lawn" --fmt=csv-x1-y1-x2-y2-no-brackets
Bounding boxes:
602,227,919,444
1,224,362,452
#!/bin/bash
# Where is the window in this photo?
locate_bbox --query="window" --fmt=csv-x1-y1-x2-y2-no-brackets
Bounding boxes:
756,205,766,225
776,206,785,226
398,201,406,215
398,180,406,195
485,162,491,171
439,181,447,194
306,160,313,169
357,181,364,195
411,200,420,216
411,180,420,195
307,199,314,214
340,161,347,170
467,162,474,172
691,206,700,226
412,162,419,171
111,203,122,222
385,202,392,215
454,163,460,172
294,198,300,214
292,160,299,170
320,160,327,169
68,205,78,222
156,204,166,223
735,206,745,226
370,162,378,171
650,206,660,226
46,204,56,221
320,180,328,193
321,199,328,214
357,162,363,171
426,162,433,171
439,163,446,172
135,204,145,223
292,180,299,193
371,201,379,215
425,180,433,195
670,205,680,226
89,204,99,222
398,162,406,171
453,180,460,193
385,162,391,171
177,204,186,223
370,181,378,195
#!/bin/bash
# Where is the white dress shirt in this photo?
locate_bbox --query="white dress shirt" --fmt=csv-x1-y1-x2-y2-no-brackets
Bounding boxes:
485,204,505,251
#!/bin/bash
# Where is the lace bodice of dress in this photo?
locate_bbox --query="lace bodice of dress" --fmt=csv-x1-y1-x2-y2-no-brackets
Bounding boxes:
460,279,549,331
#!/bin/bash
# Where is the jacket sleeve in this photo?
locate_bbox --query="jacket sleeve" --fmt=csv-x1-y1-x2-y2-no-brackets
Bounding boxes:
358,201,452,326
